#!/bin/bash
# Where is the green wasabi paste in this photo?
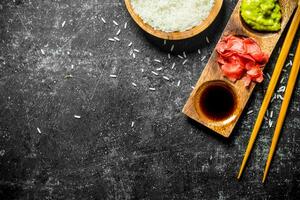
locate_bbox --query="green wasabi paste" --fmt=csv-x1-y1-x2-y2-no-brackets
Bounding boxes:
240,0,282,32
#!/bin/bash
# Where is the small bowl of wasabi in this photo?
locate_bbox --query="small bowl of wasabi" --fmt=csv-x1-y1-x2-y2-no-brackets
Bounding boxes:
125,0,223,40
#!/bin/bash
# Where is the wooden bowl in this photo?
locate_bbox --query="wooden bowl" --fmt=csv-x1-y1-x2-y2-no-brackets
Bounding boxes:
124,0,224,40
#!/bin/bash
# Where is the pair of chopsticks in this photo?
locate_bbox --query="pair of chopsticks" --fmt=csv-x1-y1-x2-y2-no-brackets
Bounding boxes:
238,2,300,183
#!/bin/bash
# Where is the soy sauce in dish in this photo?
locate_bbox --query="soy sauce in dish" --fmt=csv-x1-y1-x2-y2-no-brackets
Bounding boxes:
199,84,236,121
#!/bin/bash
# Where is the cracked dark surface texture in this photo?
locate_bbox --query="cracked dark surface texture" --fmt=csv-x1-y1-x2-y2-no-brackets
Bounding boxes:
0,0,299,199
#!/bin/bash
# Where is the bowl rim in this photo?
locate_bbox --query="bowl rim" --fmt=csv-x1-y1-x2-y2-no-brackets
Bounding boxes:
124,0,224,40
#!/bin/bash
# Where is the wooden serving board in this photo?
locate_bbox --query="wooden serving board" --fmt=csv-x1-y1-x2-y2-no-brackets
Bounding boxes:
182,0,298,138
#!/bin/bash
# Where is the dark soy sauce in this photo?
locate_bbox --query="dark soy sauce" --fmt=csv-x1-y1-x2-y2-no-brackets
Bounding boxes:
199,84,236,121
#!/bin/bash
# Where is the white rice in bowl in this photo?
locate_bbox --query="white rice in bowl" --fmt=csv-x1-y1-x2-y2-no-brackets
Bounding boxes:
130,0,215,32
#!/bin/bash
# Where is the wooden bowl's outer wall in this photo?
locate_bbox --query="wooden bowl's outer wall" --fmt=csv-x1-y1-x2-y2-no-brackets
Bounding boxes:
182,0,298,137
125,0,224,40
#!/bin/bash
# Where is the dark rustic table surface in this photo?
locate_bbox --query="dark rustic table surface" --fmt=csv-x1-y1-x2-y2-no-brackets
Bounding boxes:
0,0,300,199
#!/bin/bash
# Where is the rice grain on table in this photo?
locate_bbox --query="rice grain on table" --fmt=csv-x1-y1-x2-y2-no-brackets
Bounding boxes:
116,29,121,35
37,127,41,134
108,38,115,42
163,76,170,81
170,45,175,52
183,59,188,65
154,59,161,63
149,87,156,91
183,51,187,58
168,53,171,59
151,71,159,76
113,20,119,26
178,55,184,59
156,67,163,71
130,0,215,32
41,49,45,55
198,49,201,54
206,36,210,43
128,42,133,47
171,62,176,69
270,110,274,118
177,80,181,87
133,49,140,53
201,56,206,61
132,82,137,87
110,74,117,78
124,22,128,29
114,37,120,41
277,94,284,100
277,86,286,93
74,115,81,119
268,119,273,128
101,17,106,23
247,110,253,115
61,21,66,27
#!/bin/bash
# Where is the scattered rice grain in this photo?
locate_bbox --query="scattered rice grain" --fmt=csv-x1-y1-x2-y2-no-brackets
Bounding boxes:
151,71,159,76
132,82,137,87
113,20,119,26
277,94,284,100
183,59,188,65
154,59,161,63
101,17,106,23
177,80,181,87
61,21,66,27
270,110,274,118
206,36,210,43
74,115,81,119
37,127,41,134
114,37,120,41
170,45,174,52
110,74,117,78
268,119,273,127
201,56,206,61
116,29,121,35
247,110,253,115
149,87,156,91
163,76,170,81
128,42,133,47
171,62,176,69
277,86,286,93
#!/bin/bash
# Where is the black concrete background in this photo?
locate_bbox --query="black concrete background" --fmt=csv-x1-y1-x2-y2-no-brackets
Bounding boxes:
0,0,299,199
